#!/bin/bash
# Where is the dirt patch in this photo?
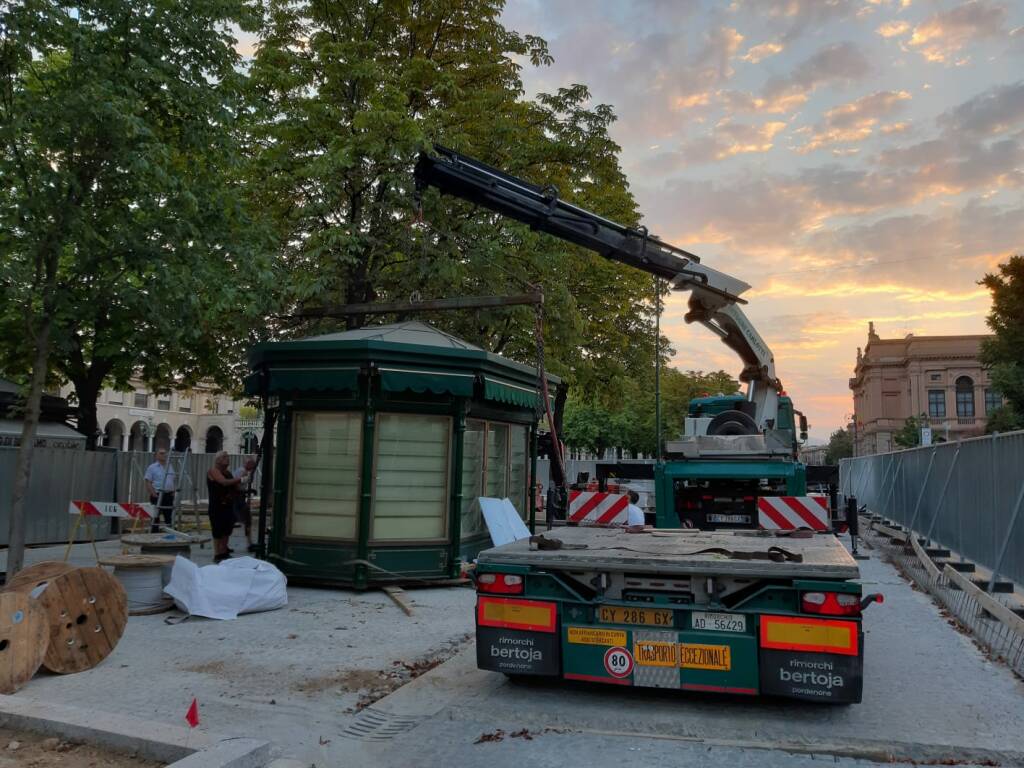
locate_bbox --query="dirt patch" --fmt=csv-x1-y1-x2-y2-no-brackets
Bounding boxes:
0,728,163,767
293,632,474,711
183,660,228,675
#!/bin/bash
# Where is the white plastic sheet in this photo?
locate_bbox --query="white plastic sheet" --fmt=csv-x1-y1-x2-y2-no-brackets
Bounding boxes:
479,497,530,547
164,556,288,620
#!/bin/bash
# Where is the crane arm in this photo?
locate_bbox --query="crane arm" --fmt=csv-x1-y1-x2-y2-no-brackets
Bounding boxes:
414,146,783,422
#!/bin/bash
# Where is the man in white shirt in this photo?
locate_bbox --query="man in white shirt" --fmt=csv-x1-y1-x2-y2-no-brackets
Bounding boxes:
625,490,646,532
144,449,176,531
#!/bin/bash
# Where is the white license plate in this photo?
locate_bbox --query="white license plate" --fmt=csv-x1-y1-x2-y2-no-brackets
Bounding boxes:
691,611,746,633
707,514,750,524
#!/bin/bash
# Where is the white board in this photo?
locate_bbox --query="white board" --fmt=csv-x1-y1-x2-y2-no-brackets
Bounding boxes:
479,497,531,547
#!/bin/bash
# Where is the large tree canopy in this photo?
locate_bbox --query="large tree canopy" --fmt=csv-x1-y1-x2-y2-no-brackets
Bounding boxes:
247,0,660,397
980,255,1024,431
0,0,276,447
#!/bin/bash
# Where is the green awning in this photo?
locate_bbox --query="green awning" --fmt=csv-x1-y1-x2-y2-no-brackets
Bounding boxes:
266,366,361,393
483,377,540,409
379,367,475,397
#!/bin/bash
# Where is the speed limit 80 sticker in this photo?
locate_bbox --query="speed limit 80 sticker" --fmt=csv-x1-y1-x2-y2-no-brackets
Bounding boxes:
603,646,634,678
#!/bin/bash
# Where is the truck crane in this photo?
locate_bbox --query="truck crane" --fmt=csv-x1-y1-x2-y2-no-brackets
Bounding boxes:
414,146,811,530
415,146,878,704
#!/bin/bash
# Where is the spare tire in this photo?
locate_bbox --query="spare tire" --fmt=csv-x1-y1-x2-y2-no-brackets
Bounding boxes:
707,409,759,436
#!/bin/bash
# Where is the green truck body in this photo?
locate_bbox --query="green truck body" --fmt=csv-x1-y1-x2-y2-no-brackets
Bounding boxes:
475,526,869,703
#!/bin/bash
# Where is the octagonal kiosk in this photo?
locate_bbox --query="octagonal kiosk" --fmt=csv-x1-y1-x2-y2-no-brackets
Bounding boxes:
244,322,557,588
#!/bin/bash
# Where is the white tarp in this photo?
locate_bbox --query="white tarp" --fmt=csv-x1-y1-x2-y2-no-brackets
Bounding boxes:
165,556,288,620
479,497,530,547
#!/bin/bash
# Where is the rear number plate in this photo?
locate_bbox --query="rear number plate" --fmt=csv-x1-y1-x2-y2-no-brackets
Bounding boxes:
598,606,674,627
691,611,746,633
707,513,750,524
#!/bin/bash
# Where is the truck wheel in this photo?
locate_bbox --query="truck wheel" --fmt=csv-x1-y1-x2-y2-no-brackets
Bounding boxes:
706,409,759,436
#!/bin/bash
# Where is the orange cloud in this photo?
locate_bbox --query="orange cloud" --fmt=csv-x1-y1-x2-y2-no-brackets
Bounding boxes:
907,0,1008,62
877,20,911,37
741,42,784,63
797,91,911,153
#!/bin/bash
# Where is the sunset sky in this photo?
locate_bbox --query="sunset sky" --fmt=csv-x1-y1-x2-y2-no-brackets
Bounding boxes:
502,0,1024,441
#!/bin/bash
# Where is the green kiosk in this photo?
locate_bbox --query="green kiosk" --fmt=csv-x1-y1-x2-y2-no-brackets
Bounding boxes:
244,322,557,588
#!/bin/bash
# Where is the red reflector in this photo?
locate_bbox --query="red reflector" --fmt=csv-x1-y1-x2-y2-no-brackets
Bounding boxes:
477,573,524,595
801,591,861,616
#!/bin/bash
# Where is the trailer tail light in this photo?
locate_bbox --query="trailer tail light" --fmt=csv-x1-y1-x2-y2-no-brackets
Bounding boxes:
477,573,524,595
801,591,861,617
477,596,556,633
760,615,858,656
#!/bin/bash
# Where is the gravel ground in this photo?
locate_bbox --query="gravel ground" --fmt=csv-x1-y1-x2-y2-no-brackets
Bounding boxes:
0,728,162,768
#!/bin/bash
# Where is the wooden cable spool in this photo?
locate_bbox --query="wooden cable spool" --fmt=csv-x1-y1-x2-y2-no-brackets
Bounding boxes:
0,591,49,694
3,561,127,674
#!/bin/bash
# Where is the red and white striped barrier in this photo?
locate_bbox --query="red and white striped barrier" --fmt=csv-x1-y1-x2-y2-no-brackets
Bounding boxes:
568,491,629,525
757,496,829,531
68,501,154,520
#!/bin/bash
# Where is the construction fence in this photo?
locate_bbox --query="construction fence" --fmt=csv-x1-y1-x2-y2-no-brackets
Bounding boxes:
0,448,259,547
840,429,1024,588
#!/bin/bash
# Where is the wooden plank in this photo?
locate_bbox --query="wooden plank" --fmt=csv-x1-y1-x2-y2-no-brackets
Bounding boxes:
943,565,1024,638
870,521,907,543
0,592,48,694
383,586,414,617
911,535,941,582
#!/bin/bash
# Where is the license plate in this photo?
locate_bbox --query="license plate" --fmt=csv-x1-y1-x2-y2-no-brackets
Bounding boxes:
680,643,732,671
691,611,747,633
707,513,750,524
598,606,674,627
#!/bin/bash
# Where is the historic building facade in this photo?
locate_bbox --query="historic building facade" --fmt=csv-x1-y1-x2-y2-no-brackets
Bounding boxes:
849,323,1001,455
59,380,261,455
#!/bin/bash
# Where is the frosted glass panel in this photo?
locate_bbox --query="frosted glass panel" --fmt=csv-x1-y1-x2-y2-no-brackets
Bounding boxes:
485,423,509,498
372,413,450,540
509,425,528,519
289,412,361,539
461,420,486,540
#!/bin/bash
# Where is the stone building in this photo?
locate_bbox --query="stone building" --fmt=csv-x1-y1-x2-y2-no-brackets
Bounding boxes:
849,323,1002,455
58,380,260,454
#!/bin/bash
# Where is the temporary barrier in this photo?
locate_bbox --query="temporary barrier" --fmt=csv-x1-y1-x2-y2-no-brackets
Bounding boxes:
757,496,829,531
567,491,629,525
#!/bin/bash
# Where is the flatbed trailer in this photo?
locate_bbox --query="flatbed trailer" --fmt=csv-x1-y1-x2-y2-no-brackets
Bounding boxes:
475,527,878,703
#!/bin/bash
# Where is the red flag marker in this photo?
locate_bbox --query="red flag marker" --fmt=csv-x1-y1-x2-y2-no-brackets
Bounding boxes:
185,698,200,728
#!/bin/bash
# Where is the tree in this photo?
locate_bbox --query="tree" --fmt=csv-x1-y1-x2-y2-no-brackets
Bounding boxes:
893,414,925,449
0,0,271,574
980,255,1024,422
986,404,1023,434
825,428,853,465
247,0,659,404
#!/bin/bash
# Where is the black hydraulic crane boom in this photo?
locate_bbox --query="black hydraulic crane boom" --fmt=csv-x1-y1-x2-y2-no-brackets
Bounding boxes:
414,146,743,303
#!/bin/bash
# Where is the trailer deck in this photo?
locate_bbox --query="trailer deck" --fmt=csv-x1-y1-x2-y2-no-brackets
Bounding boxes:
477,527,860,580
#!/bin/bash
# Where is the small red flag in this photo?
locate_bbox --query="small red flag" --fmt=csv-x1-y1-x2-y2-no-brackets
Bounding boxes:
185,698,200,728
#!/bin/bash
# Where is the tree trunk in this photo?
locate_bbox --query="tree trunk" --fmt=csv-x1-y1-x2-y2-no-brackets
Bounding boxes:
549,385,569,488
71,369,106,450
7,317,52,578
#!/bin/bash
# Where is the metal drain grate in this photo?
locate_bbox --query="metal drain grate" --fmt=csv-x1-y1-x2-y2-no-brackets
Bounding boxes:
340,708,424,741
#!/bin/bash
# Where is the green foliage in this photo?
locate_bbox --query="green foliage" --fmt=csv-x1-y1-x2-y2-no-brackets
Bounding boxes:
980,255,1024,420
893,414,926,449
985,404,1023,434
561,368,740,456
824,428,853,464
0,0,277,444
246,0,659,398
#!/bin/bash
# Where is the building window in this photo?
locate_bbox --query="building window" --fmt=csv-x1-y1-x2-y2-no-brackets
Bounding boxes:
179,395,192,413
927,390,946,419
134,391,149,408
372,413,450,541
985,389,1002,415
955,376,974,418
929,373,941,381
460,420,531,540
108,390,124,405
156,396,171,411
288,412,362,540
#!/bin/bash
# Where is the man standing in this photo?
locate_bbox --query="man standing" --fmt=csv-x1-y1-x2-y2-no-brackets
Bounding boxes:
233,457,258,552
144,448,176,532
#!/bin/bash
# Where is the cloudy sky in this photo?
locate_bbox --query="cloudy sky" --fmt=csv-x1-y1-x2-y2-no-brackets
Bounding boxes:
501,0,1024,441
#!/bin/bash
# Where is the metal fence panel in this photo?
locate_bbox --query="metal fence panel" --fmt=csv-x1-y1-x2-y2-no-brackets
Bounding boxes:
840,429,1024,587
0,449,260,546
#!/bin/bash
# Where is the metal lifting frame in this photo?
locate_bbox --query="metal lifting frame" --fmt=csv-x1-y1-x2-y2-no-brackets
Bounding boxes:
414,146,784,425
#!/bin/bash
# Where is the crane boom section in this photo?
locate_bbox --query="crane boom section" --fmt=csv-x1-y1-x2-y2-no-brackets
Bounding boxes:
414,146,782,415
